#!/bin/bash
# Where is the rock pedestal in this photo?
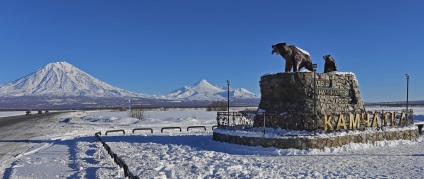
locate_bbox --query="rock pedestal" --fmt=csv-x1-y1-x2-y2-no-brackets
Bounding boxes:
259,72,365,115
213,129,419,150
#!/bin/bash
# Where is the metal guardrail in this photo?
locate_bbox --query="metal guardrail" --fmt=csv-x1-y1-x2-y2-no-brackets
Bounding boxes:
132,128,153,133
161,127,182,133
95,132,138,179
216,110,416,132
216,111,255,128
102,126,217,135
187,126,206,131
105,130,125,135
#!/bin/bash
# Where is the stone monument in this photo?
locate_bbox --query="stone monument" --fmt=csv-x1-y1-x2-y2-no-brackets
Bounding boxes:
213,43,418,150
259,72,365,115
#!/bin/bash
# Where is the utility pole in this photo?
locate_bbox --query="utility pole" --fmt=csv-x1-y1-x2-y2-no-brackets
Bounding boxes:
227,80,230,125
313,64,318,134
406,74,410,125
128,99,131,111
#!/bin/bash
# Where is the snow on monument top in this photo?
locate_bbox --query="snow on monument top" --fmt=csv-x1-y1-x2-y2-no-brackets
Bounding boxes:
294,46,310,56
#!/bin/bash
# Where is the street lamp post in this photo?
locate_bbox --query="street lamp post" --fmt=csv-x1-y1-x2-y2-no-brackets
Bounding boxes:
312,64,318,134
128,99,131,111
227,80,230,125
406,74,410,125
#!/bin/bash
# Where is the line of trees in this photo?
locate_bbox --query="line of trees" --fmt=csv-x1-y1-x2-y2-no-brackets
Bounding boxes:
206,101,227,111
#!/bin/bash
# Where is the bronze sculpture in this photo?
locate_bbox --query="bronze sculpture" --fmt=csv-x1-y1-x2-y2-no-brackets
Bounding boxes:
272,42,313,72
323,54,337,73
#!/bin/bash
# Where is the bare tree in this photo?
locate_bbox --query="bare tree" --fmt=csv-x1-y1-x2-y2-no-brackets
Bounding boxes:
206,101,227,111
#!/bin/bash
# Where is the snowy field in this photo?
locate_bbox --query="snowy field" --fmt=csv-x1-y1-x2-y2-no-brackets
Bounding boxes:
0,107,423,178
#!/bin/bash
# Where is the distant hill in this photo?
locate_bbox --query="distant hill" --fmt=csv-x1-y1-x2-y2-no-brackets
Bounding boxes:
163,80,258,101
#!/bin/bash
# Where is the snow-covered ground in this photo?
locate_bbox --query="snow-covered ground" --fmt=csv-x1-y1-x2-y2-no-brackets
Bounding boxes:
1,107,423,178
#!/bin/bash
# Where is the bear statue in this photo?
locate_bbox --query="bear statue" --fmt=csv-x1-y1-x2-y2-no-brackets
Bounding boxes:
323,54,338,73
272,42,313,72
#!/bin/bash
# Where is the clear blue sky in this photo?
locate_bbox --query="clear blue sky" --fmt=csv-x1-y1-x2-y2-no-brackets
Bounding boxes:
1,1,423,102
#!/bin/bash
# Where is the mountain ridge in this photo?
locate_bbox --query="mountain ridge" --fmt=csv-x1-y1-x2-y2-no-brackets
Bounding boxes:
163,79,258,101
0,61,147,97
0,62,259,101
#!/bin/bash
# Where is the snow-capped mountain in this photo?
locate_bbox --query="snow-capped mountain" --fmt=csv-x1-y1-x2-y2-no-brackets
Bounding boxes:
218,88,259,99
0,61,148,97
0,62,259,108
164,80,258,101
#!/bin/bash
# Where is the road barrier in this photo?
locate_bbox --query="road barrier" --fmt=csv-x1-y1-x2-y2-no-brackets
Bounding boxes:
132,128,153,133
161,127,182,133
105,130,125,135
102,126,216,136
94,132,139,179
187,126,206,131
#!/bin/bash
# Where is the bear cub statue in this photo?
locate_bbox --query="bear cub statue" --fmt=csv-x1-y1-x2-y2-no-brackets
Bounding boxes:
323,54,337,73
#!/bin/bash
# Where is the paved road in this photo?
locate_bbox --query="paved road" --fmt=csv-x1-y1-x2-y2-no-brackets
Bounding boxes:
0,112,66,171
0,112,61,128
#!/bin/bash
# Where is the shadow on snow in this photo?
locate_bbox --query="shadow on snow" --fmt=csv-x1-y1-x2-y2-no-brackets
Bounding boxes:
0,136,100,179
